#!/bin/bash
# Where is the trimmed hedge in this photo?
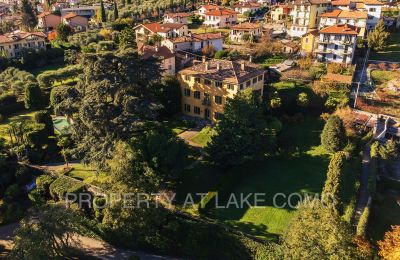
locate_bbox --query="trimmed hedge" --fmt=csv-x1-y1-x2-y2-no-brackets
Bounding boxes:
0,94,25,116
198,191,217,215
49,176,86,201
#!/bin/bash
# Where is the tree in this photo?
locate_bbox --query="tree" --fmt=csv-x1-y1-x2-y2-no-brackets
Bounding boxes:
321,115,347,153
378,139,398,160
20,0,37,30
119,27,136,47
367,20,390,51
57,135,71,169
24,83,44,110
206,89,276,167
241,33,251,42
34,111,54,136
322,151,346,211
150,75,181,117
297,92,309,107
56,23,73,42
378,225,400,260
121,0,126,6
113,1,119,20
99,0,107,23
283,199,357,259
269,91,281,109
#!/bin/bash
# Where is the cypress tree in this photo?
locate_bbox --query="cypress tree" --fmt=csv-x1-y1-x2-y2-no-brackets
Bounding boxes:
24,84,44,110
321,115,347,153
99,0,107,22
21,0,38,30
114,1,119,20
322,152,346,210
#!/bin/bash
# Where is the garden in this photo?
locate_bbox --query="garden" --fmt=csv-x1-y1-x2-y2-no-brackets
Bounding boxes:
369,32,400,62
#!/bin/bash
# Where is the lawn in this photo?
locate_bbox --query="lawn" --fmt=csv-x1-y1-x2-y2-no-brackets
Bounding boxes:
189,27,231,35
369,32,400,62
163,118,195,135
0,111,36,142
64,164,109,187
176,116,335,240
190,126,215,147
29,63,66,76
259,55,287,67
370,70,400,86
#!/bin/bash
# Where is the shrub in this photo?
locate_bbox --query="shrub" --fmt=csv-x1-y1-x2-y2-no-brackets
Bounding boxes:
214,50,229,59
321,115,347,152
36,174,55,196
24,84,45,110
356,207,370,237
198,191,217,215
25,123,48,147
49,176,86,200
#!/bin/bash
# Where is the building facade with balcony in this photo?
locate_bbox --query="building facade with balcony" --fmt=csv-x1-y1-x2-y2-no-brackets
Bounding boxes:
203,8,238,28
319,9,367,37
161,32,223,52
229,22,262,43
0,30,46,58
315,24,358,64
134,23,189,43
163,12,191,24
178,59,265,122
288,0,331,38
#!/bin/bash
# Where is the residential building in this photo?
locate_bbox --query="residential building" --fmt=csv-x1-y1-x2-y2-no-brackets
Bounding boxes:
161,32,223,53
163,12,190,24
281,40,300,53
364,0,384,29
198,4,219,19
288,0,331,38
300,29,318,54
233,2,261,14
229,22,262,43
315,24,358,64
142,45,176,75
134,23,189,42
60,6,99,18
37,12,61,31
178,59,265,121
270,4,293,22
0,30,46,58
319,10,367,36
203,7,238,28
62,12,88,31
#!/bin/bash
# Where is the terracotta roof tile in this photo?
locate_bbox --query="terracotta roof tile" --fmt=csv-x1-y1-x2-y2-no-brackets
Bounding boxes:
205,8,238,16
319,24,358,35
200,4,220,11
338,10,368,18
167,32,222,43
164,12,191,18
63,12,78,19
0,30,46,44
320,10,342,17
332,0,350,5
142,45,175,59
142,22,185,33
230,22,261,30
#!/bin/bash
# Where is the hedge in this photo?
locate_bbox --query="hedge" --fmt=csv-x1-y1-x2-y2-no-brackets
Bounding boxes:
0,94,25,116
37,65,82,88
49,175,86,201
356,206,370,237
198,191,217,215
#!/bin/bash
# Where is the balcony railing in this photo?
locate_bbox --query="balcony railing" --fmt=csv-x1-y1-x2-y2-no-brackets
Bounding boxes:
315,49,332,54
202,99,212,106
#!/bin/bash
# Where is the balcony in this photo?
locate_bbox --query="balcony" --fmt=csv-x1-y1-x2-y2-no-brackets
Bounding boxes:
341,41,353,45
202,98,212,106
315,49,332,54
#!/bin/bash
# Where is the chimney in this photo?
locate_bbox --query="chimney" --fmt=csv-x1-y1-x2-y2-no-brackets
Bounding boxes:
202,55,206,63
155,45,159,52
205,61,209,71
240,60,245,71
216,62,220,71
249,55,253,63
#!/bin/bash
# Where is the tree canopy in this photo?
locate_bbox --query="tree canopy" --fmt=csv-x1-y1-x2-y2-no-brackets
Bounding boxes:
367,20,390,51
321,115,347,153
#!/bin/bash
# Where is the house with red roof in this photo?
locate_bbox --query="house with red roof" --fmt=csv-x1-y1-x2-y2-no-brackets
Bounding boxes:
0,30,46,58
233,2,261,14
62,12,88,31
161,32,223,53
315,24,358,64
203,7,238,28
229,22,262,43
197,4,220,19
163,12,191,24
141,45,176,75
37,12,61,31
319,10,367,37
134,22,189,43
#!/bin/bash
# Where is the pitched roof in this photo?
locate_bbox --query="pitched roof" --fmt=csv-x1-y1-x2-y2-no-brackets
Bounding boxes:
142,22,186,33
167,32,222,43
293,0,330,5
0,30,46,44
63,12,78,19
322,73,353,84
164,12,191,18
179,59,264,84
319,24,358,35
142,45,175,60
200,4,220,11
38,11,59,18
205,8,238,16
320,10,342,17
338,10,368,18
331,0,350,5
231,22,261,30
363,0,384,5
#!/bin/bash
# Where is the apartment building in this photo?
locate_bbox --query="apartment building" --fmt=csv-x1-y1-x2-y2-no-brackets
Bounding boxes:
288,0,331,38
198,4,219,19
161,32,223,53
203,8,238,28
270,4,293,22
0,30,46,58
163,12,191,24
300,29,319,54
178,59,265,121
233,2,261,14
319,9,367,37
230,22,262,43
134,23,189,42
315,24,358,64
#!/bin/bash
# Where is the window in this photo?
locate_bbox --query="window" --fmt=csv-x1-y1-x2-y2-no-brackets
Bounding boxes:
195,77,201,83
215,81,222,88
252,78,257,84
246,81,251,87
215,96,222,104
240,83,244,90
194,106,200,114
184,104,191,112
204,79,211,85
184,88,191,97
185,75,190,81
227,84,235,90
334,44,338,50
258,75,263,81
333,54,337,60
194,91,201,99
214,112,223,120
334,35,341,41
369,8,376,12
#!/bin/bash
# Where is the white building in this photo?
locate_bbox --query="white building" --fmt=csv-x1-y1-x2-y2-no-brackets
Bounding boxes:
364,0,384,30
163,12,191,24
0,30,46,58
134,23,189,42
288,0,331,38
233,2,261,14
198,4,219,19
161,32,223,53
230,22,262,43
319,9,367,37
315,24,358,64
203,8,238,28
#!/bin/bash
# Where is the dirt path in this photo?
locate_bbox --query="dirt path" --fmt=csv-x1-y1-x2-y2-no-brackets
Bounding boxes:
177,130,202,148
354,144,371,225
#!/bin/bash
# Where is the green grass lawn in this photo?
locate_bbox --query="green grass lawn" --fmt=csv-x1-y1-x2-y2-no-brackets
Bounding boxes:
29,63,66,76
65,164,109,187
176,116,334,240
0,111,36,142
190,126,215,147
369,32,400,62
369,194,400,241
189,28,231,35
164,119,195,135
370,70,400,86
